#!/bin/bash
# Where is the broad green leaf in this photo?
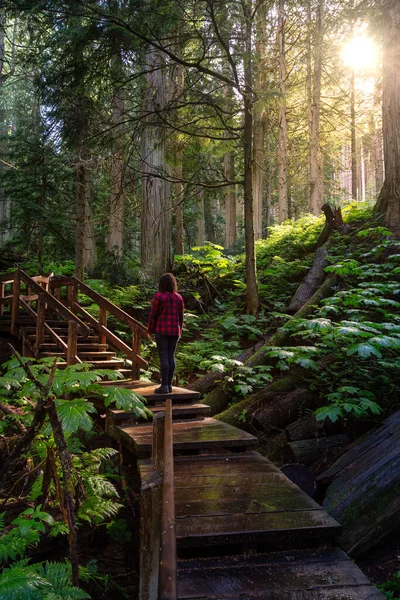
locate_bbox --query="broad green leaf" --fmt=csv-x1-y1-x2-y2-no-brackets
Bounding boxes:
347,343,382,359
102,387,148,416
55,399,95,434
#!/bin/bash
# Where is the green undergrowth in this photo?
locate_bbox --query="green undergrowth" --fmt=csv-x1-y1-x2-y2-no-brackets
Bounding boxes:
0,358,149,599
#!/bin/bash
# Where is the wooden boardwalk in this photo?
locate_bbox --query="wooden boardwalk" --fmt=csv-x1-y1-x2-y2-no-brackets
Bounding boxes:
0,270,383,598
106,389,384,600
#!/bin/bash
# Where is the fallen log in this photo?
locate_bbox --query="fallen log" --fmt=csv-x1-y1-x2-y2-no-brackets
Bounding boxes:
285,413,319,442
252,388,313,431
213,376,307,428
204,276,338,416
287,247,328,313
318,410,400,556
283,435,350,466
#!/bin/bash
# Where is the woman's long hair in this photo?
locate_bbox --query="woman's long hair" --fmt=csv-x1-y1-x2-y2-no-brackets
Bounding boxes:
158,272,178,293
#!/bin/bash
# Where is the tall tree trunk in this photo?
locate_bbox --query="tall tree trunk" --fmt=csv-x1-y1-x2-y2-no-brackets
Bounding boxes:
222,50,237,249
379,0,400,234
173,61,185,256
252,2,267,239
350,68,357,200
196,188,205,245
84,181,97,275
308,0,324,214
141,46,171,276
107,55,126,257
277,0,288,223
224,151,236,248
71,1,93,281
242,0,259,315
0,12,15,246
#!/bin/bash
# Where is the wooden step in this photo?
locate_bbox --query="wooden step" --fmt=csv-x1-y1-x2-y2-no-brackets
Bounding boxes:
38,343,108,352
99,380,201,404
119,418,258,459
140,452,340,549
106,403,211,435
40,351,117,360
176,547,383,599
56,359,125,370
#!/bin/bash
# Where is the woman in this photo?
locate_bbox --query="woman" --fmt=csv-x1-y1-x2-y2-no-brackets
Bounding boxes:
148,273,184,394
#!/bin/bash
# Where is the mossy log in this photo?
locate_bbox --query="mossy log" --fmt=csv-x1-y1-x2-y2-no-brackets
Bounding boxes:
318,410,400,557
283,435,349,466
213,375,304,427
287,247,328,313
285,413,319,442
246,274,337,369
252,388,314,431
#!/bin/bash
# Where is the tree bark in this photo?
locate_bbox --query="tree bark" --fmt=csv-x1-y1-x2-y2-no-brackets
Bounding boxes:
308,0,324,214
141,46,172,276
283,435,349,466
350,68,357,200
242,0,259,315
287,246,328,312
252,2,267,240
196,188,205,245
107,54,126,257
319,410,400,556
378,1,400,235
277,0,288,223
285,413,319,442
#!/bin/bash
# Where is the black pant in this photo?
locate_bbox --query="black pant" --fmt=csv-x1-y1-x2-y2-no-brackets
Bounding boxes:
156,334,179,387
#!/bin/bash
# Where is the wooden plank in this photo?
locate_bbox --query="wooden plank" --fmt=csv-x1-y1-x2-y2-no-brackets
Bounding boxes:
173,483,308,503
178,588,384,600
109,403,211,423
119,419,258,457
35,294,46,350
175,510,340,547
174,493,322,517
0,270,16,283
176,548,383,600
99,380,201,402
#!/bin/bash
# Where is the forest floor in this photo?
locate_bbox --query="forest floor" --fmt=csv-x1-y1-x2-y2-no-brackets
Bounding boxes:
1,200,400,598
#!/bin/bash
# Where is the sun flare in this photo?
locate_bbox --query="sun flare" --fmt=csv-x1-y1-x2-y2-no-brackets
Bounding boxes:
342,37,377,70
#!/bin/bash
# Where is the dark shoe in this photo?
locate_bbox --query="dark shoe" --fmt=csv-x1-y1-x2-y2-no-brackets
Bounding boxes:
168,385,173,393
155,385,169,394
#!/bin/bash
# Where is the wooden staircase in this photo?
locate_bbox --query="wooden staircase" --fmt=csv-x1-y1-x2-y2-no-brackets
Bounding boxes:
107,395,384,600
0,269,148,378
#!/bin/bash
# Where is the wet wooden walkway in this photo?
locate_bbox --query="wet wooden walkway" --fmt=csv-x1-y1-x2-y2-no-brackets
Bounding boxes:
106,384,383,600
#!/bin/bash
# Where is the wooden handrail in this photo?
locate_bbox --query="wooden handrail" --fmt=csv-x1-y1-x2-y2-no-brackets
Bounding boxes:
159,399,177,600
71,277,148,335
71,301,148,369
18,271,90,337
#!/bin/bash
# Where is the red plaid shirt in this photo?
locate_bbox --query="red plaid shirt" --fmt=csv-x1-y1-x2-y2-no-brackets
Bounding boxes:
148,292,184,337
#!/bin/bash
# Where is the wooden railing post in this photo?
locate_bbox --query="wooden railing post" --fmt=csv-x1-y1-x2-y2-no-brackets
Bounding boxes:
132,328,141,380
35,293,46,351
152,412,165,473
11,270,21,335
99,305,107,345
67,320,78,366
159,399,177,600
139,471,162,600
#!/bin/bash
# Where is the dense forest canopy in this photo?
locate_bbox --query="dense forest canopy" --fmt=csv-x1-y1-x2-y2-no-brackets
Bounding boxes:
1,0,399,309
